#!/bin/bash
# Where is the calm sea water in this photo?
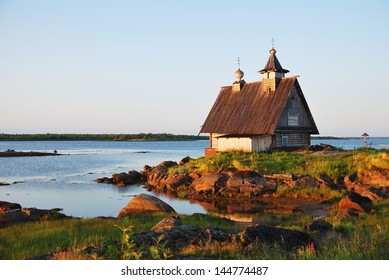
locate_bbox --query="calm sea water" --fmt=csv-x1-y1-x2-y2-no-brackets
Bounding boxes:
0,138,388,218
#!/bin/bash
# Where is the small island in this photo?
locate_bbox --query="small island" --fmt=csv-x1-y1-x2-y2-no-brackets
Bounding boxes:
0,149,62,157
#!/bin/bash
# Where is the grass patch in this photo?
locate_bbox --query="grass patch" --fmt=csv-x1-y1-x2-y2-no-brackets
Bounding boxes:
180,214,243,231
0,218,118,259
275,186,345,202
180,150,389,180
1,206,389,259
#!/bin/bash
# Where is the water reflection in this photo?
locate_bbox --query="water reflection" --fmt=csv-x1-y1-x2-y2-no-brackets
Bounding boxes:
147,188,330,223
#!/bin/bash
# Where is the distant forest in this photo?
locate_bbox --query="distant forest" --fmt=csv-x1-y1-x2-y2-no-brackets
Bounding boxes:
0,133,209,142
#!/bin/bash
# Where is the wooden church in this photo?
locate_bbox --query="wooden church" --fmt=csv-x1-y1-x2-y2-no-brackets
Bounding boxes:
200,46,319,156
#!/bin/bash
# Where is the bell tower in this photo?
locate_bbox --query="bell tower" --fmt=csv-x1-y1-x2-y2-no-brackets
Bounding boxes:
259,41,289,92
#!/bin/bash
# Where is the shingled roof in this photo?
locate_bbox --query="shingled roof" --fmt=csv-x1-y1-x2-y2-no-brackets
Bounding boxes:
200,77,318,135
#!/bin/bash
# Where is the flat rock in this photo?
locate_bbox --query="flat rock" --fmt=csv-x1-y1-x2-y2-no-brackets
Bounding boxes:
358,166,389,187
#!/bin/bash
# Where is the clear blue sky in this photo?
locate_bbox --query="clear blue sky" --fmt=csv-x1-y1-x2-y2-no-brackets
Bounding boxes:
0,0,388,136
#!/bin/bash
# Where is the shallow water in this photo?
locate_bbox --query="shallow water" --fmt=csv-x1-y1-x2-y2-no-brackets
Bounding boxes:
0,138,388,219
0,140,208,217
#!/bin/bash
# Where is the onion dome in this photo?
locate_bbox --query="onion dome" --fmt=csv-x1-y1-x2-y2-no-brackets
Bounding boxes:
234,68,244,82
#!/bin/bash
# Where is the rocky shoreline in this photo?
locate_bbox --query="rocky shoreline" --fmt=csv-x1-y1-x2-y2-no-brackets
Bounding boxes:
0,201,72,227
3,148,389,259
95,155,389,219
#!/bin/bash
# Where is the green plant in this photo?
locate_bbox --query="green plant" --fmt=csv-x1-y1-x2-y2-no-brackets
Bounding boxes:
168,165,189,174
149,234,173,260
112,223,143,260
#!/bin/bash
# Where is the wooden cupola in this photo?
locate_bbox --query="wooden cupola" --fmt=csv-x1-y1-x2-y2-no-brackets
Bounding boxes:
259,47,289,92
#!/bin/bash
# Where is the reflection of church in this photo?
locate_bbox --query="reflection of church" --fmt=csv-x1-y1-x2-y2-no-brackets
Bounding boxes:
200,46,319,156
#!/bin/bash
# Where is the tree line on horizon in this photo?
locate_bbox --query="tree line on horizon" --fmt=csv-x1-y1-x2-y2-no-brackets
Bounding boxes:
0,133,209,142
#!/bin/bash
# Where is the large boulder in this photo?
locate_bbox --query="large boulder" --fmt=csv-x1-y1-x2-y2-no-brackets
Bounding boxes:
118,194,176,217
134,217,234,253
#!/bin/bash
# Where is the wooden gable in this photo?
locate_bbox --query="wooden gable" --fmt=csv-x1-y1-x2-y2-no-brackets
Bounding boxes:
275,80,319,134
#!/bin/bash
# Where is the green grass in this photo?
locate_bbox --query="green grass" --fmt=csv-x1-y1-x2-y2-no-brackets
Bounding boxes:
180,214,243,231
0,213,242,260
1,204,389,260
0,218,119,259
184,149,389,180
275,186,345,202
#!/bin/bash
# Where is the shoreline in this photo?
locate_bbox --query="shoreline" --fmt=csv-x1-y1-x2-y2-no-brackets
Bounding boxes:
0,133,208,142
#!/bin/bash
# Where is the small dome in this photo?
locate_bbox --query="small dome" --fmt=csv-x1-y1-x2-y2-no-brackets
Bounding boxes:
234,68,244,82
269,48,276,55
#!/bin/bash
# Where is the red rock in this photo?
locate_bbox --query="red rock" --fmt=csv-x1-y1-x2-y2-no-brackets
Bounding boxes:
118,194,176,217
337,192,373,218
354,185,388,200
190,173,228,189
358,166,389,187
160,173,192,190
